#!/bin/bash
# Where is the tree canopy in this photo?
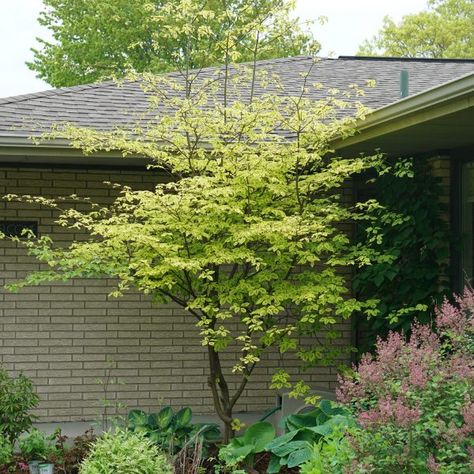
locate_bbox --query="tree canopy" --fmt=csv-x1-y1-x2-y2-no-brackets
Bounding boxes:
358,0,474,59
6,66,389,439
28,0,320,87
9,0,402,441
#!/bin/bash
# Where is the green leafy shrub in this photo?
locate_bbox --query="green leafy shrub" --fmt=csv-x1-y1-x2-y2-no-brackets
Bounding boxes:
218,422,275,470
79,429,172,474
300,428,354,474
0,366,39,444
0,437,13,467
127,406,220,454
336,288,474,473
266,400,355,473
19,429,59,462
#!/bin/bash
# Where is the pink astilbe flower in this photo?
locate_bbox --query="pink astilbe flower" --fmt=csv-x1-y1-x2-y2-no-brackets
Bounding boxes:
358,353,383,385
338,287,474,472
375,331,404,370
358,395,420,428
408,322,440,355
456,287,474,320
461,400,474,435
435,288,474,336
357,397,392,427
336,374,364,403
468,447,474,470
407,359,429,388
449,354,474,379
393,397,421,427
427,454,440,473
403,324,440,388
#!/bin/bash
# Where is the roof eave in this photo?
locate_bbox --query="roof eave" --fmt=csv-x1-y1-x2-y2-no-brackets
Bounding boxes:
334,72,474,150
0,135,152,167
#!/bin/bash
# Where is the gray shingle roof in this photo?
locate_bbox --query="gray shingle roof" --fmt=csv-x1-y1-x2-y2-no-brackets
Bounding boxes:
0,56,473,137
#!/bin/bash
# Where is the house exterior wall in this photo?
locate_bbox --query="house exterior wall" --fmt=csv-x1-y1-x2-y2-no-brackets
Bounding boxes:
429,155,450,223
428,155,452,289
0,165,350,423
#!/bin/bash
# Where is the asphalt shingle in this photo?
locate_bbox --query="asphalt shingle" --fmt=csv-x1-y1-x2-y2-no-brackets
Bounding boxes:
0,56,472,137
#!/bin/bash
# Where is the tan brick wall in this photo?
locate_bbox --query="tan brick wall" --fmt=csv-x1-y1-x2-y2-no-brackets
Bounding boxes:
428,155,452,289
0,166,351,422
429,155,451,223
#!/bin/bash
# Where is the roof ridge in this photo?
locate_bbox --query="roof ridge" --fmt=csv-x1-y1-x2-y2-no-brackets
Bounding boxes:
339,55,474,63
0,56,322,105
0,54,472,107
167,55,320,77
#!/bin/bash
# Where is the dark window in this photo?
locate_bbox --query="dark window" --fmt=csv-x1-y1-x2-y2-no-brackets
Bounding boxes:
0,221,38,238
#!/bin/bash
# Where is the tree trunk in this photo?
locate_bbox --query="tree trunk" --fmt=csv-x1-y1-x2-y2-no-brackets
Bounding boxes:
207,345,235,443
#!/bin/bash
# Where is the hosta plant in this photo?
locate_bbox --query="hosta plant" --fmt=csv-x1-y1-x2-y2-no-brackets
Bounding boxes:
127,406,220,454
218,421,275,470
337,287,474,473
266,400,355,473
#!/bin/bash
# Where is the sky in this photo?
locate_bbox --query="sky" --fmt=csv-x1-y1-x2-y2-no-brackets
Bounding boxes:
0,0,429,98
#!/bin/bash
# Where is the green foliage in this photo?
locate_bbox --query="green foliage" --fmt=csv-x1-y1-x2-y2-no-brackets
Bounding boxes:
300,428,354,474
218,421,275,469
337,288,474,473
0,437,13,467
19,429,59,462
79,429,173,474
4,68,385,439
0,366,39,445
6,0,394,440
353,157,450,351
266,400,355,473
359,0,474,58
127,407,220,454
29,0,321,87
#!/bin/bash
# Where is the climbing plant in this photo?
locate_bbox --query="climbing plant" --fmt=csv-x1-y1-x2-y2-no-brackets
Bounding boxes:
353,157,450,352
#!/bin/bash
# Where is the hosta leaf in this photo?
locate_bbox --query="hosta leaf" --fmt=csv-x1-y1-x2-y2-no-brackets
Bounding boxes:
265,429,300,451
267,455,281,474
319,399,335,416
175,407,192,427
284,411,319,431
242,421,275,452
127,409,147,429
286,443,313,468
157,406,174,429
271,440,309,457
147,413,159,430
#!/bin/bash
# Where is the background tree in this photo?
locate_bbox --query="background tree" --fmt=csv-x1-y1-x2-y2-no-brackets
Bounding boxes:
358,0,474,59
8,0,394,441
28,0,321,88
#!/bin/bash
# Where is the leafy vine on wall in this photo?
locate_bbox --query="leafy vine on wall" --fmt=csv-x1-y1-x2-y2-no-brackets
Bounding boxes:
353,157,451,352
